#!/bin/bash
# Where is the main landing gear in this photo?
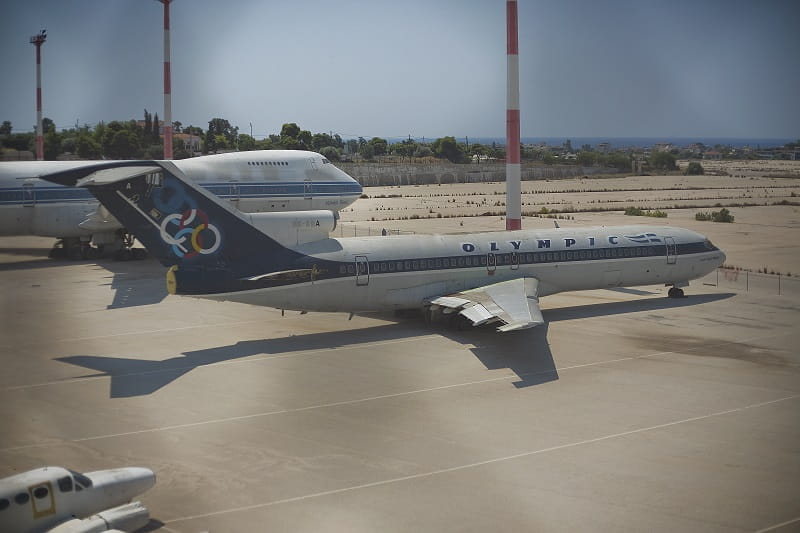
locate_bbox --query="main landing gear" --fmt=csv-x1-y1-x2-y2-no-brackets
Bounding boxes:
668,286,685,298
48,231,147,261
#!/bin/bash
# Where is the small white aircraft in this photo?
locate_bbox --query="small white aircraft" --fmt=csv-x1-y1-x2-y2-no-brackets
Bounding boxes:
43,161,726,331
0,466,155,532
0,150,361,259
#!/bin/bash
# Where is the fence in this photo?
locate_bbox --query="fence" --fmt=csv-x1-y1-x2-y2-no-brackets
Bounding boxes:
699,268,800,297
335,223,415,238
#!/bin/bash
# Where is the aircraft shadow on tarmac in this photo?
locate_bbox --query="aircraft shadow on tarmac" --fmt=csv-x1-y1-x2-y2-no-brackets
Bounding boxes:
55,292,734,398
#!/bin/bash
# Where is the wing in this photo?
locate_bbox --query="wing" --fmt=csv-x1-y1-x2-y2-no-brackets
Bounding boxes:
427,277,544,332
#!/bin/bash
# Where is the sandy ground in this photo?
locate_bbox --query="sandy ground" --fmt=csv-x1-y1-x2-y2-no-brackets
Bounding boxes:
336,167,800,276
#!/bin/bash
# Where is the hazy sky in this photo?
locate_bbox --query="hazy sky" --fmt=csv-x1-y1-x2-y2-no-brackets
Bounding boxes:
1,0,797,140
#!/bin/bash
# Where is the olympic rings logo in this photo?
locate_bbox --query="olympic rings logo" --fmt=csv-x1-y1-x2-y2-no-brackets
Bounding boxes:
159,209,221,258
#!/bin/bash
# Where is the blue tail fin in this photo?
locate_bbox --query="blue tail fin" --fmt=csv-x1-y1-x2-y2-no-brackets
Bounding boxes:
73,161,303,293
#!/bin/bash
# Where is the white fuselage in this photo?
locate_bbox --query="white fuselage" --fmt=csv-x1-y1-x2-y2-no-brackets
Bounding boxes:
0,466,155,532
198,225,725,312
0,150,361,238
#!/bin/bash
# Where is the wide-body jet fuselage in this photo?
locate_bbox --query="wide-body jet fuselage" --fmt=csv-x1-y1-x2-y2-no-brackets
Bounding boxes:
0,150,361,238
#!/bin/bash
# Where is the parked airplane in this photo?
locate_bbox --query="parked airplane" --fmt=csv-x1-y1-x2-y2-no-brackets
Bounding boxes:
0,466,155,532
0,150,362,259
43,161,726,331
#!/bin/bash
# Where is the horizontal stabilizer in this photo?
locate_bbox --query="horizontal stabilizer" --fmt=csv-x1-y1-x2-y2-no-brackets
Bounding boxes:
38,160,161,187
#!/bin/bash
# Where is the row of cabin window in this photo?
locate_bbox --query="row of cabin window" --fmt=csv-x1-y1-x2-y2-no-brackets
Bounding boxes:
336,246,659,275
0,473,91,510
248,161,289,166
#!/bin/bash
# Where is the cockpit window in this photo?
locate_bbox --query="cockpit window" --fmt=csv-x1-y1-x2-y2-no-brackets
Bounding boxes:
69,470,93,490
58,475,73,492
322,158,330,164
704,239,716,250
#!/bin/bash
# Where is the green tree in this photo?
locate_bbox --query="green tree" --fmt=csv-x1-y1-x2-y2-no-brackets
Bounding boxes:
432,136,465,163
319,146,340,161
152,112,160,143
0,121,11,135
43,127,61,160
206,118,238,153
238,134,256,151
649,151,677,171
368,137,388,156
143,109,152,140
76,134,101,159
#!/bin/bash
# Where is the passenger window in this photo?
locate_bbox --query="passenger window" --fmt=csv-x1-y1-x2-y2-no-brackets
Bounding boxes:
15,492,29,504
412,260,419,270
33,487,49,499
347,264,355,274
58,476,73,492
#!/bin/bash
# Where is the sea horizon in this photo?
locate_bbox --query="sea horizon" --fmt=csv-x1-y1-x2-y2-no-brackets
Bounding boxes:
382,136,796,149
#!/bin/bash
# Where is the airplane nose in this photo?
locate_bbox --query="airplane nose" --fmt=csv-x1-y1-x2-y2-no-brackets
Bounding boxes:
719,250,727,266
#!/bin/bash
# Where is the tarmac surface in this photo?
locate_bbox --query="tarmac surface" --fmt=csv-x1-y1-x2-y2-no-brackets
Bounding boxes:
1,235,799,533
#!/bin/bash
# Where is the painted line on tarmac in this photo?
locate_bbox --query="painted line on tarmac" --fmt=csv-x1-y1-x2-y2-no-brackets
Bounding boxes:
754,516,800,533
164,394,800,525
0,332,782,452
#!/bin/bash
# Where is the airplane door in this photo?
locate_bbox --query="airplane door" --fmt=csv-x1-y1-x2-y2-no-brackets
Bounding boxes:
29,481,56,518
23,180,35,207
304,179,313,200
665,237,677,265
487,253,496,275
355,255,369,286
229,182,240,206
510,251,519,270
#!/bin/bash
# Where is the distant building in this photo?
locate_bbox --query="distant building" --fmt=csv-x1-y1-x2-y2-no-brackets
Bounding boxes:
703,151,723,160
596,142,611,153
174,133,202,153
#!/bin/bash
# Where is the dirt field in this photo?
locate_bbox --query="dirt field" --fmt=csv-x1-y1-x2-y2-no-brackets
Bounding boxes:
338,161,800,276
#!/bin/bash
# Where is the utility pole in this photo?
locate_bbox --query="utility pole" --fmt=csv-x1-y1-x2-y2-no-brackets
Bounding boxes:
506,0,522,230
30,30,46,160
158,1,173,159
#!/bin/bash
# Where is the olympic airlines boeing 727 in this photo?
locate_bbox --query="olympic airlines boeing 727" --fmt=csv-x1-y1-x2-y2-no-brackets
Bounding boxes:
43,160,726,332
0,150,361,258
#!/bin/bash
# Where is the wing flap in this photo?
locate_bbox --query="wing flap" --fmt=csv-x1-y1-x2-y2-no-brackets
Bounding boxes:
428,277,544,332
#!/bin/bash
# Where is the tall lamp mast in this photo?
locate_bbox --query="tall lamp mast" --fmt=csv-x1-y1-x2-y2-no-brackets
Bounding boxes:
30,30,47,161
158,0,173,159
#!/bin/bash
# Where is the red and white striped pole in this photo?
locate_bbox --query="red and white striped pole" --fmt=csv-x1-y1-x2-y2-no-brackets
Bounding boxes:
505,0,521,230
159,0,173,159
30,30,47,161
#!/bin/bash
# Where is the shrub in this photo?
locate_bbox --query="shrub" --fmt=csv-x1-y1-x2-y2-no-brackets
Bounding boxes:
685,161,704,175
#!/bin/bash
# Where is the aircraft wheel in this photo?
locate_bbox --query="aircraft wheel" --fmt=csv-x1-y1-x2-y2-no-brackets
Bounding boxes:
131,248,148,260
668,287,684,298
